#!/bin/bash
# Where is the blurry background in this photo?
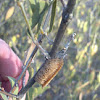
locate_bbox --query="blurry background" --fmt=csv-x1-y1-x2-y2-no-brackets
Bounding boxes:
0,0,100,100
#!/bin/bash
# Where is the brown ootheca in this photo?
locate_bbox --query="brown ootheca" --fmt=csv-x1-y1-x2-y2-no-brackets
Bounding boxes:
34,58,64,87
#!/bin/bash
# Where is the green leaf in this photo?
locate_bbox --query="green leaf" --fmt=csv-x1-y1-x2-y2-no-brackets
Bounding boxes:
29,0,35,5
37,2,49,32
0,93,8,100
89,70,95,84
49,0,57,32
7,76,19,95
97,72,100,83
83,21,88,32
0,87,8,100
29,0,49,31
13,87,19,95
29,87,34,100
0,82,1,86
7,76,16,87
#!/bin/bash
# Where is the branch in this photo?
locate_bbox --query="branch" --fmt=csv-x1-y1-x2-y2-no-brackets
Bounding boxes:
49,0,76,58
0,89,17,98
10,1,52,94
18,78,36,98
18,0,76,96
17,0,76,97
0,0,76,98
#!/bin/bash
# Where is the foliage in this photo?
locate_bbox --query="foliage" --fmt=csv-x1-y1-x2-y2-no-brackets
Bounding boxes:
0,0,100,100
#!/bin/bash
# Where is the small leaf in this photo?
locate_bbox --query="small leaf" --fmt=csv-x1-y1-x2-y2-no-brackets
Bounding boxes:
29,0,35,5
93,94,97,100
29,0,49,31
37,2,49,32
49,0,57,32
69,69,76,79
0,93,8,100
24,43,35,65
83,21,88,32
5,6,15,20
0,87,8,100
0,82,1,86
29,87,34,100
12,36,17,44
89,70,95,84
67,28,73,34
91,44,98,56
7,76,16,87
77,19,81,27
7,76,19,95
76,42,91,64
97,72,100,83
80,21,84,29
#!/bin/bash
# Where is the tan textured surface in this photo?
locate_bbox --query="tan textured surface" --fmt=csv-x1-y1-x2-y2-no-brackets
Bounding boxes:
34,59,64,87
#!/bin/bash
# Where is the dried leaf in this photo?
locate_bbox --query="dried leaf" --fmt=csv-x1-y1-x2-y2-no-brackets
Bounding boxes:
24,43,35,65
5,6,15,20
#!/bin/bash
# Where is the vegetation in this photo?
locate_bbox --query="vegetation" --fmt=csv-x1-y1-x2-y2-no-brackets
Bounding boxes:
0,0,100,100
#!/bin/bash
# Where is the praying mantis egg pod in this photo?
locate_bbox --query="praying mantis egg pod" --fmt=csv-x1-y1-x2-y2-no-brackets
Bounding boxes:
34,59,64,87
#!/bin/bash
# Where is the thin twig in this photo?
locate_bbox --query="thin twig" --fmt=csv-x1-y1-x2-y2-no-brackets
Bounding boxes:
64,33,76,51
17,1,50,59
56,33,76,59
0,89,17,98
76,81,90,92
